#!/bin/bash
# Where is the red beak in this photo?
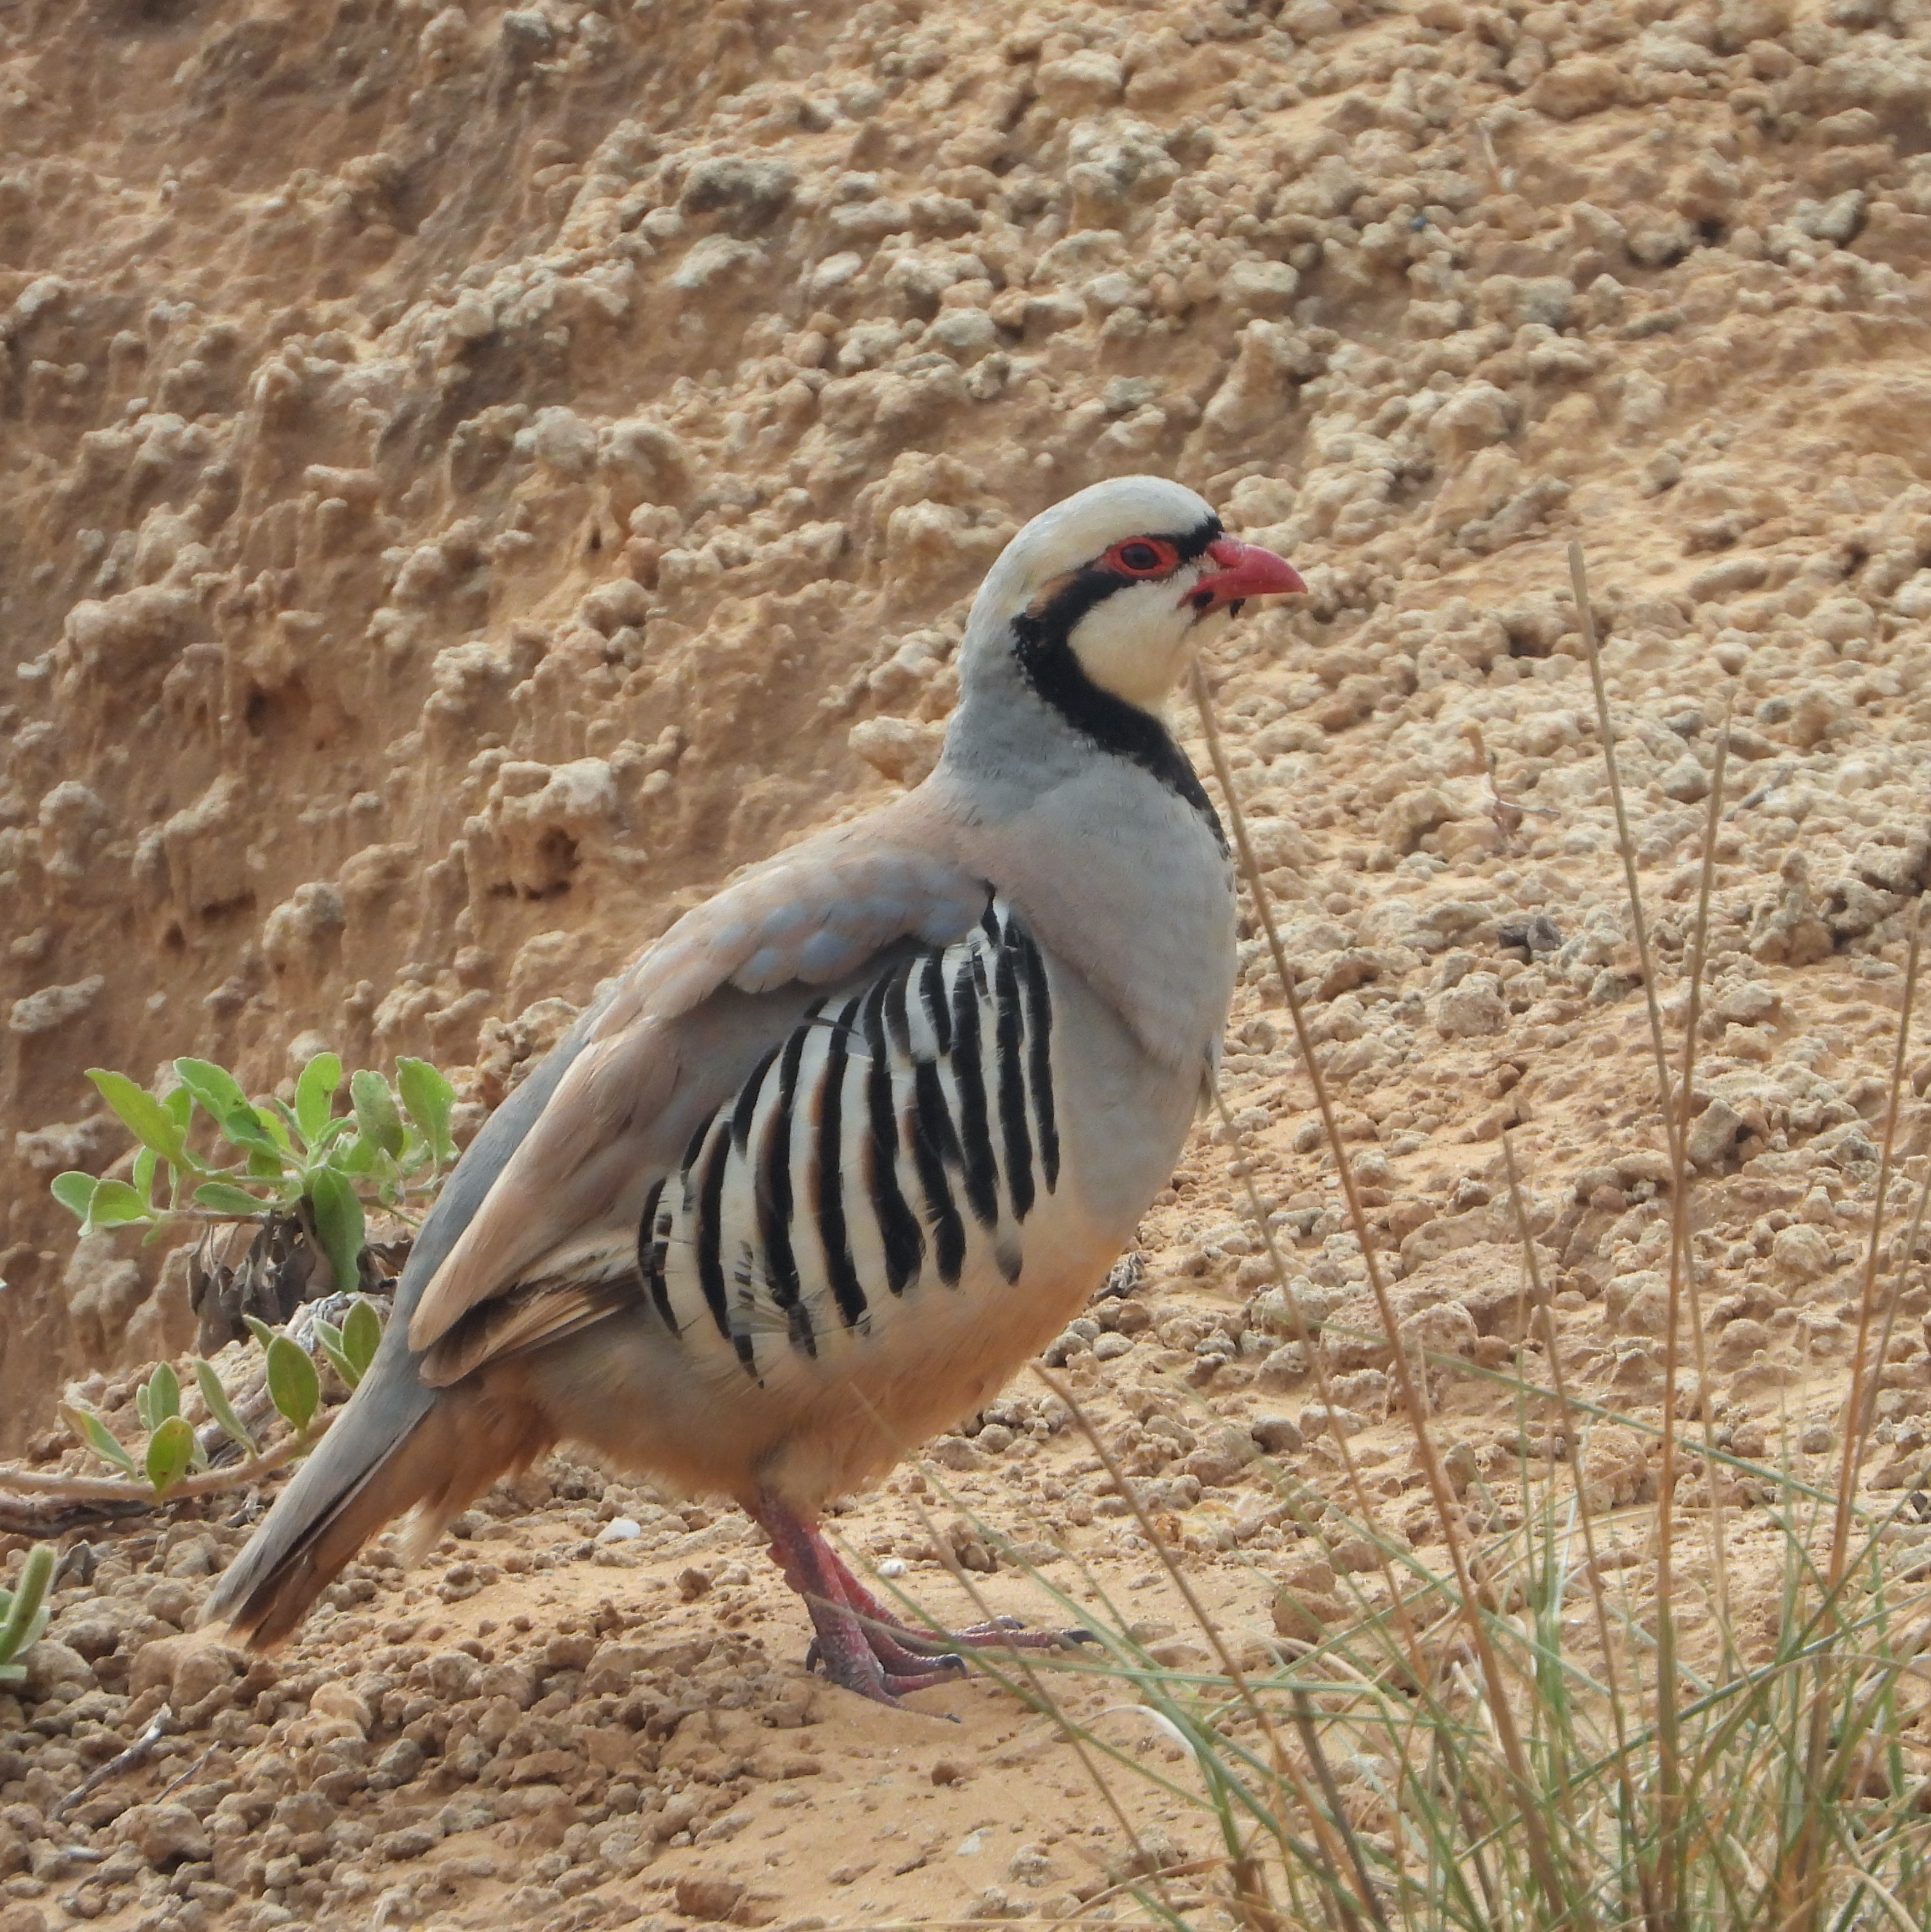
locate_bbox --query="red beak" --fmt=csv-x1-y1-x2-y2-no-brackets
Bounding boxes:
1185,535,1306,618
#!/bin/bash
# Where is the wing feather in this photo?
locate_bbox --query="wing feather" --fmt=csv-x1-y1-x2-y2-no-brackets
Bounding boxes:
407,826,986,1359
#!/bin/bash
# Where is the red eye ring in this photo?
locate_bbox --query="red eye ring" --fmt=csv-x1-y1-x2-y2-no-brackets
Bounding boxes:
1103,536,1180,579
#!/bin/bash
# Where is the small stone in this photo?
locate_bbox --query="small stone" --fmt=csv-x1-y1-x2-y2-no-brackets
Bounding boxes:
1092,1331,1134,1361
1715,981,1780,1026
1659,755,1710,804
1434,973,1506,1038
19,1639,92,1702
1183,1424,1261,1486
1686,1098,1747,1168
1714,1317,1773,1368
931,1757,965,1786
675,1875,746,1922
1251,1415,1303,1455
1771,1223,1833,1281
1271,1587,1345,1643
676,1567,713,1601
1299,1404,1368,1439
596,1517,642,1542
117,1803,213,1868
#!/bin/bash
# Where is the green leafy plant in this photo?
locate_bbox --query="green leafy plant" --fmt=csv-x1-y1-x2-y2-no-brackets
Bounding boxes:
0,1546,53,1683
50,1050,456,1292
59,1298,385,1497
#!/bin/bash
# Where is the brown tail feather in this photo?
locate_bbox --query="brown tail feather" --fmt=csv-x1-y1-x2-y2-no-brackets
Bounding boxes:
219,1375,553,1649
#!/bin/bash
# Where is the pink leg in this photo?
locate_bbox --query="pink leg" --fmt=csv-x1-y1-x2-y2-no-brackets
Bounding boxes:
750,1497,968,1705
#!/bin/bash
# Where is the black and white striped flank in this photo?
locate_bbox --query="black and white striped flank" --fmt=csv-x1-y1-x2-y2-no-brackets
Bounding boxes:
632,897,1062,1383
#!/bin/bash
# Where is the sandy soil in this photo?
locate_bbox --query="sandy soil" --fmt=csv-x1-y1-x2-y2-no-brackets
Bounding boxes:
5,0,1931,1925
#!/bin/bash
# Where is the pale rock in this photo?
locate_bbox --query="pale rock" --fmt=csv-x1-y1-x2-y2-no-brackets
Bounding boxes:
116,1804,211,1868
8,975,105,1035
1605,1270,1669,1337
1427,381,1518,456
1433,973,1506,1038
848,717,944,787
1686,1097,1747,1167
1036,50,1124,113
670,235,763,292
468,758,620,897
61,1233,146,1359
1771,1223,1833,1281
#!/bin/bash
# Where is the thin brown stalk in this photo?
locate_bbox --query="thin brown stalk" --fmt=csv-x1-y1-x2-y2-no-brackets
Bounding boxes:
1500,1132,1664,1932
1864,1171,1931,1441
1033,1369,1374,1928
1291,1690,1392,1932
0,1431,308,1504
1190,662,1591,1932
1206,1075,1422,1663
1793,899,1922,1932
1651,715,1732,1912
1569,543,1682,1160
1830,909,1924,1573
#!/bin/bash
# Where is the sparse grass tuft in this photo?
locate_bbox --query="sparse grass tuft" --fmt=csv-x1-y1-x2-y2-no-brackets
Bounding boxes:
869,586,1931,1931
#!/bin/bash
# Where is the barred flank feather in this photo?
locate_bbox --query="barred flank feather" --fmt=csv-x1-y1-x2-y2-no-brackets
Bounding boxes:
627,898,1059,1386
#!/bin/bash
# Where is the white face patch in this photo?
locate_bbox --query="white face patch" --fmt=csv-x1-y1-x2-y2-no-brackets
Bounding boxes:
1063,563,1220,709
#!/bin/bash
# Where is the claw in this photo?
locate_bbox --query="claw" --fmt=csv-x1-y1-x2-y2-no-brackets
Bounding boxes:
752,1492,1083,1708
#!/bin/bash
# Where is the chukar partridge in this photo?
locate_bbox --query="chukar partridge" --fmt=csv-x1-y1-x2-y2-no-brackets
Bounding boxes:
204,474,1303,1703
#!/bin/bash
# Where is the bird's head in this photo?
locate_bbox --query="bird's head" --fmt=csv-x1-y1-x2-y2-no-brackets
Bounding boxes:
964,474,1304,717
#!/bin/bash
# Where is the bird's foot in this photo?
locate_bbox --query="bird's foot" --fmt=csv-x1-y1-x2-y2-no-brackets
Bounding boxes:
823,1552,1097,1657
804,1625,968,1704
751,1493,1092,1707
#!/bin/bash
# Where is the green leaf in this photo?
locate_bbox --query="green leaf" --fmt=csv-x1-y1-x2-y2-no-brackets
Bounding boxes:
244,1144,290,1182
192,1359,258,1457
60,1404,137,1476
87,1069,189,1164
145,1416,197,1497
350,1070,406,1161
132,1147,159,1205
307,1115,354,1155
86,1179,155,1231
315,1325,361,1392
0,1546,54,1673
307,1167,366,1295
146,1362,181,1424
336,1133,377,1176
343,1297,383,1378
396,1058,458,1167
193,1180,269,1217
243,1313,279,1351
176,1060,287,1166
265,1335,319,1434
50,1172,98,1223
173,1057,251,1122
135,1381,152,1432
294,1052,342,1145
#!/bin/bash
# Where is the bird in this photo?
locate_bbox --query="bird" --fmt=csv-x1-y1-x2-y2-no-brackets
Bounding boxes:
202,474,1304,1705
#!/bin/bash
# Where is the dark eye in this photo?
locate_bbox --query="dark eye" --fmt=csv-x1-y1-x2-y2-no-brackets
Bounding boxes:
1105,536,1178,578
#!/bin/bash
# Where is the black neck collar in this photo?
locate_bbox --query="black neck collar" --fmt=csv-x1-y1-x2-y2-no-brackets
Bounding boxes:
1007,522,1227,852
